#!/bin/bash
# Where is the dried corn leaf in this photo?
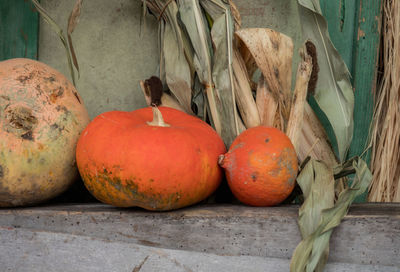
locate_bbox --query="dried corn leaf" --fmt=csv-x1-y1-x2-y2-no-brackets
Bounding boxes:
179,0,222,136
181,25,196,81
192,76,206,120
31,0,77,86
235,28,294,131
297,0,354,162
228,0,241,31
200,0,239,144
294,160,335,272
299,103,338,167
256,75,278,128
163,18,193,114
287,44,313,152
232,48,260,128
144,0,185,81
238,43,258,83
154,0,184,53
291,157,372,272
67,0,82,77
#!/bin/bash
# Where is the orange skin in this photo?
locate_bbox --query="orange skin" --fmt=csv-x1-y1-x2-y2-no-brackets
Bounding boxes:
0,58,89,207
220,126,298,206
76,106,226,211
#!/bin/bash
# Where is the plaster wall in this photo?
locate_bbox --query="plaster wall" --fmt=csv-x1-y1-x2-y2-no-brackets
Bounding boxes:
39,0,301,119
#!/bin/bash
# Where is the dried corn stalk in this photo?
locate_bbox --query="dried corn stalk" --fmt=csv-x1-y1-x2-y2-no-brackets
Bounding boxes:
286,44,313,151
369,0,400,202
232,48,260,128
31,0,81,86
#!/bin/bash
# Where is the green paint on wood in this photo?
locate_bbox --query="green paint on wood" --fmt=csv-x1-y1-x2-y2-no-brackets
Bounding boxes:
320,0,381,202
320,0,357,73
318,0,358,159
349,0,381,202
0,0,39,60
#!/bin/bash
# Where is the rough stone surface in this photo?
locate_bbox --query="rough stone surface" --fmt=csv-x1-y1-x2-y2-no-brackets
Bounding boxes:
1,227,398,272
0,203,399,271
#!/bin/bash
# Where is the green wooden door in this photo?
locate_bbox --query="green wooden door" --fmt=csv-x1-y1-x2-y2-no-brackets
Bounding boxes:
0,0,39,60
321,0,382,202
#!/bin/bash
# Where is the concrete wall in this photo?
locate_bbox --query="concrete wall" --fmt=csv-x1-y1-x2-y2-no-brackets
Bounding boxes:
39,0,301,119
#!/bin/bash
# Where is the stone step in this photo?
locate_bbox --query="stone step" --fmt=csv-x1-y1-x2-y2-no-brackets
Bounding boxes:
0,203,399,271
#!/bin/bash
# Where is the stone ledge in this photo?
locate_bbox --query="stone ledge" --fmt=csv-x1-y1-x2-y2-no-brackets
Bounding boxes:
0,203,399,271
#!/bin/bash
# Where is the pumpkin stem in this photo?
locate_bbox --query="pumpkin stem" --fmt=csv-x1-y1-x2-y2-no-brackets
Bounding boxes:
218,154,226,167
147,106,170,127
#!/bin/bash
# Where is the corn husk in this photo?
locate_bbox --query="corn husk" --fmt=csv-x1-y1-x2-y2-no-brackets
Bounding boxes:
228,0,241,30
369,0,400,202
256,75,278,127
199,0,240,143
235,28,294,131
286,44,313,152
232,48,260,128
299,103,338,167
158,1,193,114
143,0,241,146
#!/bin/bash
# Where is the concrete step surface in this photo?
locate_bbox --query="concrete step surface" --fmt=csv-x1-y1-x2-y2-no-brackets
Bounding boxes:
0,203,399,271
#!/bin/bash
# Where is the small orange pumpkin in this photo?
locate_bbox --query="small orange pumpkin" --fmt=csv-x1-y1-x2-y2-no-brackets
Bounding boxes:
219,126,298,206
76,106,226,210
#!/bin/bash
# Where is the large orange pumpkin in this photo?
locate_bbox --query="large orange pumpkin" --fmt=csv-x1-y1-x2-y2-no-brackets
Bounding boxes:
76,106,226,210
219,126,298,206
0,58,89,207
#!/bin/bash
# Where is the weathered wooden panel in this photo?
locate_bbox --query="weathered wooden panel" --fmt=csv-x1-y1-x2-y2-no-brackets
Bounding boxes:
320,0,382,189
0,0,39,60
348,1,382,202
320,0,357,72
0,203,399,271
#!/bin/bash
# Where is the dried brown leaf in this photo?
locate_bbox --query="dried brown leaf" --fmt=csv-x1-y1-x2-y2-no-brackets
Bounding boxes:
299,103,338,167
256,75,278,128
235,28,294,131
228,0,241,31
232,48,260,128
67,0,83,75
286,44,313,152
